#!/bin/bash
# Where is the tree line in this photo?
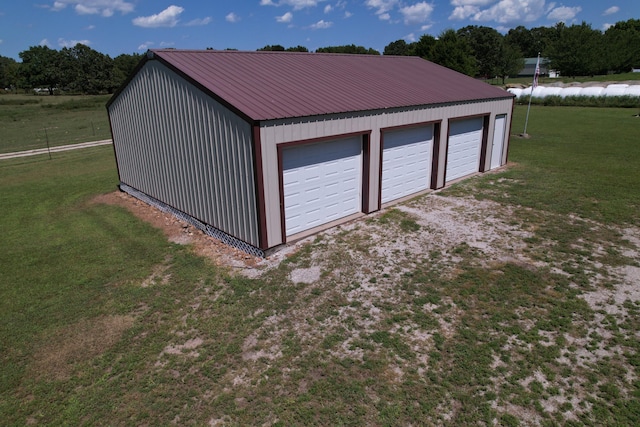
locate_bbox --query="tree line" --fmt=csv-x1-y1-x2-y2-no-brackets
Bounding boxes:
383,19,640,81
1,19,638,95
0,44,141,95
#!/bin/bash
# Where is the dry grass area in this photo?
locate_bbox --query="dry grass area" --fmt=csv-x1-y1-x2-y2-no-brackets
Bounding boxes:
90,182,640,426
30,315,135,381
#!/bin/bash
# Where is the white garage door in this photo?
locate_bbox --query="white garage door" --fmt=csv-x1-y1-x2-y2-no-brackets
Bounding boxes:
381,125,433,204
446,117,484,182
490,114,507,169
282,136,362,236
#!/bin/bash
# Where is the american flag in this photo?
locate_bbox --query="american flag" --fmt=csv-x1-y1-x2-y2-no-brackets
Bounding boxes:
532,54,541,90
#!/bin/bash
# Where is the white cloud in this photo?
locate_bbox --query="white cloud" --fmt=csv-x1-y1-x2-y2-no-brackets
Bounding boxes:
58,38,91,48
344,11,353,18
138,41,154,50
603,6,619,16
470,0,547,24
85,24,95,30
400,2,434,25
450,5,478,20
226,12,239,23
51,0,134,17
260,0,325,10
603,23,613,31
405,32,416,42
547,5,581,21
379,13,391,20
277,12,293,22
365,0,399,17
160,41,175,47
40,39,51,47
186,17,211,26
450,0,493,6
324,4,333,13
133,5,184,28
310,19,332,29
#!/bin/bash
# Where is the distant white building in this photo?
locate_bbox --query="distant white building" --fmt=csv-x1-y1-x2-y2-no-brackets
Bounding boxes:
518,57,559,78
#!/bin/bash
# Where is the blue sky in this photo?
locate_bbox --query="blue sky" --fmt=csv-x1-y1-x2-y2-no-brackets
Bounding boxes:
1,1,638,60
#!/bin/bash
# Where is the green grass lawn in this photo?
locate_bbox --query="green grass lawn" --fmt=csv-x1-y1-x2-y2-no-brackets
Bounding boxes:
0,94,112,154
1,105,639,425
455,106,640,225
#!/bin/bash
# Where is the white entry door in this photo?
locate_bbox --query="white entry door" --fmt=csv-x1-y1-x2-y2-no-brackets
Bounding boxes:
381,125,433,204
490,114,507,169
446,117,484,182
282,136,362,236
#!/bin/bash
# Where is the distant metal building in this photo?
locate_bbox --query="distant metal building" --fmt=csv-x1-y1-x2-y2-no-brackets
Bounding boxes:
517,57,559,77
107,49,514,256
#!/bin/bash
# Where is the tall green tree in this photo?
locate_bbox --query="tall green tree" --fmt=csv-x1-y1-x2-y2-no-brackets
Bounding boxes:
113,52,143,87
457,25,503,77
257,45,308,52
605,19,640,73
430,29,477,76
257,45,286,51
384,39,412,56
505,26,535,57
285,45,309,52
60,43,116,94
529,26,558,57
495,42,525,84
0,55,19,90
19,45,63,94
548,22,605,77
412,34,437,60
316,44,380,55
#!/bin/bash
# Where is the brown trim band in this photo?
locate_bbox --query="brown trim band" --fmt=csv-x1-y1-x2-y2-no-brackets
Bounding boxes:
478,115,491,172
361,133,372,214
430,122,441,189
251,125,269,249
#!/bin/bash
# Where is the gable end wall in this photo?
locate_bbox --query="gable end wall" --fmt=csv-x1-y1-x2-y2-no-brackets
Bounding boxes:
108,60,260,246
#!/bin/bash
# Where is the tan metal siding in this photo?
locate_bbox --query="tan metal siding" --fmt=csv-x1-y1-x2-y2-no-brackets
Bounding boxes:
109,61,259,246
260,98,513,247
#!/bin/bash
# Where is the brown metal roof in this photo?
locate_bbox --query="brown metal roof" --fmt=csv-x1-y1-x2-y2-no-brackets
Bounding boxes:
150,49,512,122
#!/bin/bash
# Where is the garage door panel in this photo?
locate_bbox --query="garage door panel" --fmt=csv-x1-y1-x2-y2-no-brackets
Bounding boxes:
283,136,362,236
446,117,483,182
381,125,433,204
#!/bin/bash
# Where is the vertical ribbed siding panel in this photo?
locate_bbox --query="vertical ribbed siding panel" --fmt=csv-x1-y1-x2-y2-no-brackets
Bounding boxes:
109,60,259,247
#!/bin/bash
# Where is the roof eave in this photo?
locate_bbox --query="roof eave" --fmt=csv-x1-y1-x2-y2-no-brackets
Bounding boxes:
257,95,516,123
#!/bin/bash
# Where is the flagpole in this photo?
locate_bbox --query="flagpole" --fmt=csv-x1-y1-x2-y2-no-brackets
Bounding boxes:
523,52,540,136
